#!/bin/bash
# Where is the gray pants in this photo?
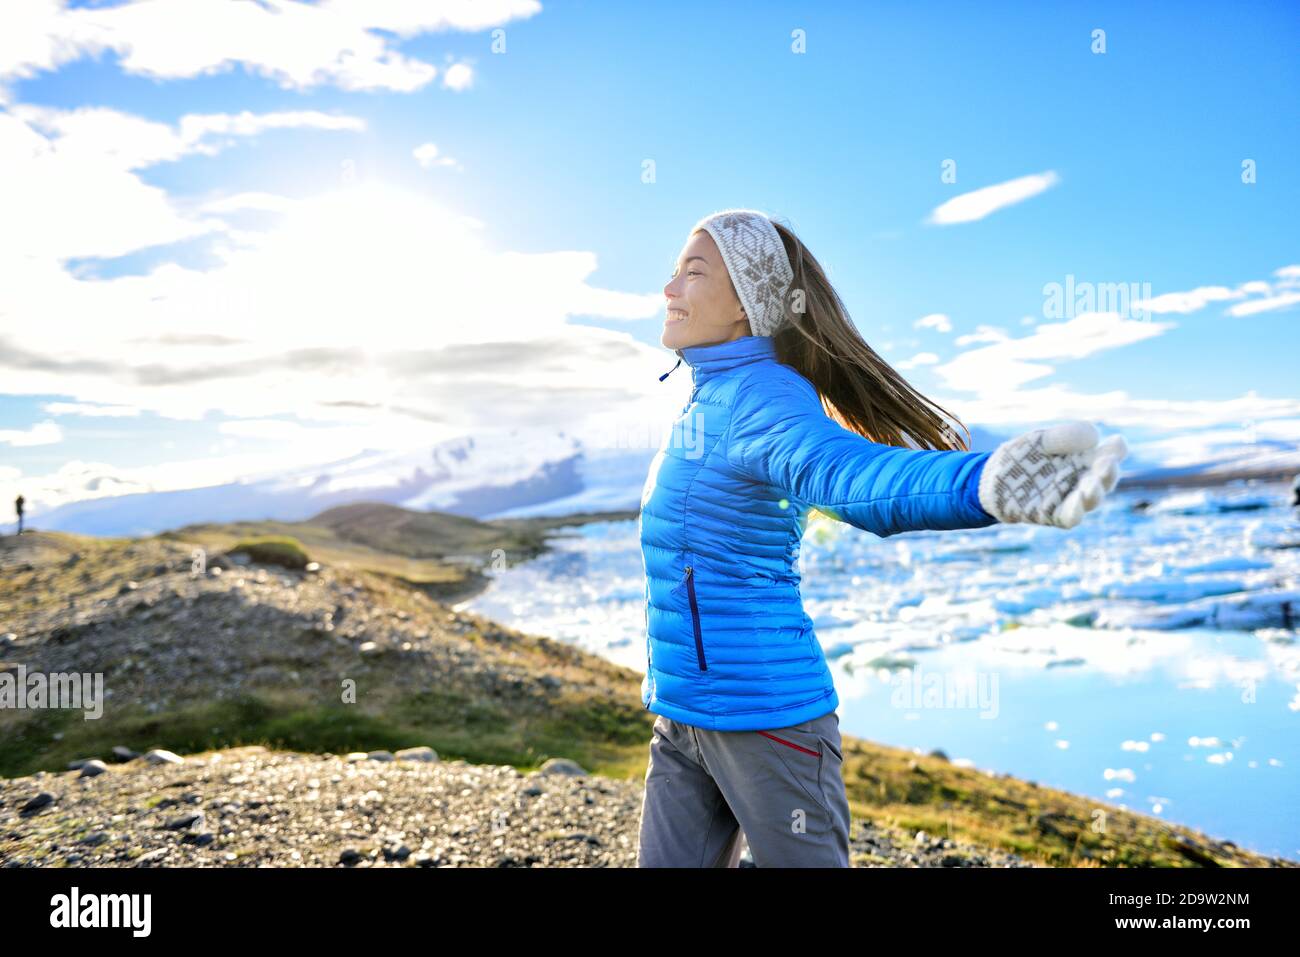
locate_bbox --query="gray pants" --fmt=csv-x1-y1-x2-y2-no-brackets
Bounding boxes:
636,709,852,867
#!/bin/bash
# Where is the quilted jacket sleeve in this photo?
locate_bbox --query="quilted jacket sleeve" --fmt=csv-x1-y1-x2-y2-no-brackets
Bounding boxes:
725,373,999,538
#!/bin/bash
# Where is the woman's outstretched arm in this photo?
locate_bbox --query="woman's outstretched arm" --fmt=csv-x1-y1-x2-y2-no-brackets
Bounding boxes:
724,374,998,538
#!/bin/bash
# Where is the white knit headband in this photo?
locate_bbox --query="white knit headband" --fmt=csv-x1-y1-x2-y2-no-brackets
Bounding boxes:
691,208,795,337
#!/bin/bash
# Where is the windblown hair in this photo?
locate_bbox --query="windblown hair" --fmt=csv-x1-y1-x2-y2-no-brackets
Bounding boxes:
760,219,974,453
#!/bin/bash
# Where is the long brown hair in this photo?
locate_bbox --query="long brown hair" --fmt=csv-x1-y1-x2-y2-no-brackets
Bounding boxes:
764,219,974,453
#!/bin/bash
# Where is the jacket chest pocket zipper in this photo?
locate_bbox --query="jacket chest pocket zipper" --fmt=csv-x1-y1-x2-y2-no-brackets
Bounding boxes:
685,565,707,671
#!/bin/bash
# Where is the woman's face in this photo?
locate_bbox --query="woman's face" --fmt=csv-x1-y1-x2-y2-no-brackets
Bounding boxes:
662,229,750,349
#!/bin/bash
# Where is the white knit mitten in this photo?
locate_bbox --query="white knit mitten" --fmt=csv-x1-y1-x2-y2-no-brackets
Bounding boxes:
977,421,1127,529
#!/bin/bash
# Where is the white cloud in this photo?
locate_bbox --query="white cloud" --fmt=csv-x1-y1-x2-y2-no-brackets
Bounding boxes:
1133,265,1300,317
218,419,309,441
0,420,63,447
935,311,1172,394
1137,285,1241,315
927,171,1060,225
0,108,209,261
903,301,1300,431
442,62,474,91
938,381,1300,432
0,104,364,262
413,141,459,169
11,103,365,169
0,459,157,512
178,109,365,143
1226,291,1300,317
954,325,1010,347
914,313,951,333
198,192,298,215
0,0,539,94
910,309,1300,431
42,402,142,418
0,176,668,433
322,0,541,36
896,352,939,370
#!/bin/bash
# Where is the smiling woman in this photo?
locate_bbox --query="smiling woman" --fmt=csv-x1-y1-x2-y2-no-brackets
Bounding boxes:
635,207,1127,869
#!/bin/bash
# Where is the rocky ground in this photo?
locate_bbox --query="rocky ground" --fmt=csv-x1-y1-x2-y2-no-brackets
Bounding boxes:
0,745,1041,868
0,528,650,801
0,533,572,714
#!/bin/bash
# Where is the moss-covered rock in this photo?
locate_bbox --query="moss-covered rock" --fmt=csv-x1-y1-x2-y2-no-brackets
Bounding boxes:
227,536,310,570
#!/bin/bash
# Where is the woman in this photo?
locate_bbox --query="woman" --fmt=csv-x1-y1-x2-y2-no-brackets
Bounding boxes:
635,208,1127,868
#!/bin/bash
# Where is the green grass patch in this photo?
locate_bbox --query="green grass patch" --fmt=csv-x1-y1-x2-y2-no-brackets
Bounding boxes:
228,536,310,570
0,693,405,776
0,685,654,782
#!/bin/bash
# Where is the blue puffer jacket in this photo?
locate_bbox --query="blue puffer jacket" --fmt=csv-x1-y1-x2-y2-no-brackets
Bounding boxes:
638,335,998,731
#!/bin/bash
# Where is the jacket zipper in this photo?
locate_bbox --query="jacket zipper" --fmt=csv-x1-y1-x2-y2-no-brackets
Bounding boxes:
684,565,707,671
644,621,654,708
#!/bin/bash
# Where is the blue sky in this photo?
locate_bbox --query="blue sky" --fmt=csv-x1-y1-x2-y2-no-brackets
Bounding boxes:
1,0,1298,513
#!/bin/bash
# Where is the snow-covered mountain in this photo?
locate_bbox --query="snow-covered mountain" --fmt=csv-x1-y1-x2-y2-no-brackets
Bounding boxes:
32,428,655,537
1118,435,1300,488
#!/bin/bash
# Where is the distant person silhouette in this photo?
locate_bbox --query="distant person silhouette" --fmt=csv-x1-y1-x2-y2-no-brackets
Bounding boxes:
1291,473,1300,517
14,494,23,535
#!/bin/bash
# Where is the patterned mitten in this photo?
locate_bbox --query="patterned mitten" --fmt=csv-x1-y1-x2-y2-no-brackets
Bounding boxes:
977,421,1127,529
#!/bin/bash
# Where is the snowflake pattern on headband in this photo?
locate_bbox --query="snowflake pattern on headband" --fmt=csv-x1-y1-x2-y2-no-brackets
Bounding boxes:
695,210,795,337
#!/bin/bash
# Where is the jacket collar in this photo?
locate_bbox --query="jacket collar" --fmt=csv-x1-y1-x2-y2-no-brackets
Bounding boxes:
658,335,777,387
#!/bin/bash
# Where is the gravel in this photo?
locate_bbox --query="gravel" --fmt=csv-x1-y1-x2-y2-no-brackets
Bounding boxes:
0,745,1043,868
